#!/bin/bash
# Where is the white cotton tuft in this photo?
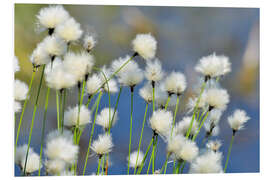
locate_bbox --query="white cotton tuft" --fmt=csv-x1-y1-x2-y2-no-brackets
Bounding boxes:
96,107,118,130
164,71,187,95
155,85,178,108
45,130,79,164
228,109,250,131
83,34,97,52
189,151,223,173
205,88,230,110
139,83,153,103
44,57,63,75
30,43,50,66
204,122,220,137
14,56,20,73
86,73,102,95
91,134,113,155
175,139,198,162
41,35,67,57
186,93,207,113
55,17,83,43
128,150,144,168
206,140,222,152
174,116,199,137
145,58,164,82
111,55,139,76
15,144,33,165
20,152,41,174
208,109,223,126
45,159,66,175
132,33,157,60
149,109,173,137
195,53,231,78
37,5,70,30
118,66,144,87
14,101,22,113
99,66,118,93
14,79,28,101
166,134,186,155
64,105,91,127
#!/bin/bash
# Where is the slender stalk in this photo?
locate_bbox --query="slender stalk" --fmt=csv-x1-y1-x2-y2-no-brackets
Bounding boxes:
82,91,103,175
86,94,94,107
152,82,155,112
175,160,183,174
162,153,169,174
23,65,45,175
164,95,171,110
101,155,105,175
192,110,210,141
127,88,134,174
136,138,154,174
109,86,122,132
180,162,185,173
61,89,66,133
133,103,148,174
15,70,36,152
224,134,235,172
171,95,180,137
97,156,102,175
151,136,158,173
38,87,50,176
56,90,60,131
147,152,153,174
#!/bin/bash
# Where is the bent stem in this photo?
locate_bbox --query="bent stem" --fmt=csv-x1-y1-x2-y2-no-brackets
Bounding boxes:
133,103,148,174
127,88,134,174
82,91,103,175
110,86,122,132
224,134,235,172
38,87,50,176
23,65,45,175
15,70,36,152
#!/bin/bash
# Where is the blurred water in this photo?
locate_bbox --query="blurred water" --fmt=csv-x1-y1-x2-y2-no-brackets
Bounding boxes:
14,4,259,175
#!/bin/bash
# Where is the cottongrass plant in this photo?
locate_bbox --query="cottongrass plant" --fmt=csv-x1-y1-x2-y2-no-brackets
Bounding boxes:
14,5,252,176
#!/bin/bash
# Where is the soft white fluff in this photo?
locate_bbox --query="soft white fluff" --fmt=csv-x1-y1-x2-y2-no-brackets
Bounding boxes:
208,109,223,126
128,150,144,168
20,152,41,173
30,43,50,66
167,134,186,155
228,109,250,131
45,159,66,175
42,35,67,57
118,67,144,87
45,130,79,164
132,33,157,60
204,122,220,137
63,51,94,82
139,83,153,103
91,134,113,155
145,59,164,82
175,116,199,137
15,144,33,165
175,139,199,162
195,53,231,78
205,88,230,110
86,73,102,95
149,109,173,137
111,55,139,76
44,57,63,75
14,79,28,101
64,105,91,127
164,71,187,95
99,66,118,93
45,66,77,90
96,107,118,130
187,93,207,113
155,84,177,108
37,5,70,29
83,34,97,52
14,56,20,73
206,140,222,152
55,17,83,43
189,151,223,173
14,101,22,113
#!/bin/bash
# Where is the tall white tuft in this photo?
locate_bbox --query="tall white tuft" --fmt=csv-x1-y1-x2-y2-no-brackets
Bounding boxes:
111,55,139,76
83,34,97,52
166,134,186,155
45,159,66,175
132,33,157,60
14,101,22,113
41,35,67,57
164,71,187,95
228,109,250,132
175,139,199,162
64,105,91,127
14,79,28,101
99,66,118,93
145,58,164,82
20,152,41,174
30,43,50,67
187,93,207,113
15,144,33,165
86,73,102,95
91,134,113,156
206,140,222,152
174,116,199,137
96,107,118,130
205,88,230,111
139,83,153,103
14,56,20,73
55,17,83,43
118,66,144,88
155,84,177,108
128,150,144,168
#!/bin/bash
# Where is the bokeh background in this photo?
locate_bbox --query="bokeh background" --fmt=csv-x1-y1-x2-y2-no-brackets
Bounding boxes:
14,4,259,175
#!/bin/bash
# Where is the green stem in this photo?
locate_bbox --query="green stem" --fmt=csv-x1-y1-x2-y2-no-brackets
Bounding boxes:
151,136,158,173
134,103,148,174
38,87,50,176
147,152,153,174
86,94,94,107
109,86,122,133
192,110,209,141
56,90,60,131
224,135,235,172
97,156,102,175
101,155,105,175
162,153,169,174
15,70,36,152
136,138,154,174
164,95,171,110
82,91,103,175
171,95,180,137
175,161,182,174
61,89,66,133
23,65,45,175
180,161,185,173
127,89,134,174
152,84,155,112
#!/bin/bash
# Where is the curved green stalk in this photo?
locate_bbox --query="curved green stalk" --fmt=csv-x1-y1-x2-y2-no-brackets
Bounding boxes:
175,160,183,174
127,89,134,174
109,86,122,132
224,135,235,172
147,152,153,174
164,95,171,110
61,89,66,133
192,110,209,141
151,136,158,173
136,138,154,174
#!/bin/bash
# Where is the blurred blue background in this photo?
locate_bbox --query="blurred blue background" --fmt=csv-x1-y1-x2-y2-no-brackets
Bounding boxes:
14,4,259,175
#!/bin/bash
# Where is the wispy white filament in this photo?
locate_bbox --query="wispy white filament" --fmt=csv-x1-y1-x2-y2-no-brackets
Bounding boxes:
139,83,153,103
228,109,250,131
205,88,230,110
14,79,29,101
128,150,144,168
64,105,91,127
91,134,113,155
145,58,164,82
96,107,118,130
164,71,187,95
86,73,102,95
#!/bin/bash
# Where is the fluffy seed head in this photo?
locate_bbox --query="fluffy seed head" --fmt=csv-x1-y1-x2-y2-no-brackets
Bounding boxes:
14,56,20,73
164,71,187,95
139,83,153,103
37,5,70,30
206,140,222,152
83,34,97,52
175,116,199,137
155,85,178,108
86,73,102,95
14,79,28,101
145,59,164,82
30,43,50,66
14,101,22,113
99,66,118,93
175,139,198,162
42,35,67,57
91,134,113,155
55,17,83,43
228,109,250,131
15,144,33,165
128,150,144,168
111,55,139,76
208,109,223,126
167,134,186,155
149,109,173,137
118,67,144,87
20,152,41,173
64,105,91,127
96,108,118,130
45,159,66,175
205,88,230,110
132,33,157,60
187,93,207,113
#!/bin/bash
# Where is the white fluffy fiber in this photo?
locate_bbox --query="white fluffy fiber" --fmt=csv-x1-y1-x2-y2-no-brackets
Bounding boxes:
14,101,22,113
206,140,222,152
96,107,118,130
205,88,230,110
30,43,50,66
139,83,153,103
86,73,102,95
14,56,20,73
99,66,118,93
175,139,198,162
14,79,28,101
145,58,164,82
167,134,186,155
128,150,144,168
228,109,250,131
83,34,97,52
41,35,67,57
91,134,113,155
111,55,139,76
118,67,144,87
164,71,187,95
64,105,91,127
174,116,199,137
45,159,66,175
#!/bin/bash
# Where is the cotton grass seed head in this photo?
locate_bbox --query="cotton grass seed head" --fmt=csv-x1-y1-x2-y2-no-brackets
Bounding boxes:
206,140,222,152
99,66,118,93
45,159,66,175
30,43,50,67
228,109,250,132
132,33,157,60
128,150,144,168
14,79,28,101
164,71,187,95
187,93,207,113
20,152,41,174
175,116,199,137
91,134,113,156
205,88,230,111
118,66,144,88
14,101,22,113
55,17,83,43
111,55,139,76
96,107,118,130
86,73,102,95
166,134,186,155
64,105,91,127
175,139,199,162
149,109,173,137
83,34,97,52
42,35,67,57
14,56,20,73
15,144,33,165
155,85,178,108
139,83,153,103
145,58,164,82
